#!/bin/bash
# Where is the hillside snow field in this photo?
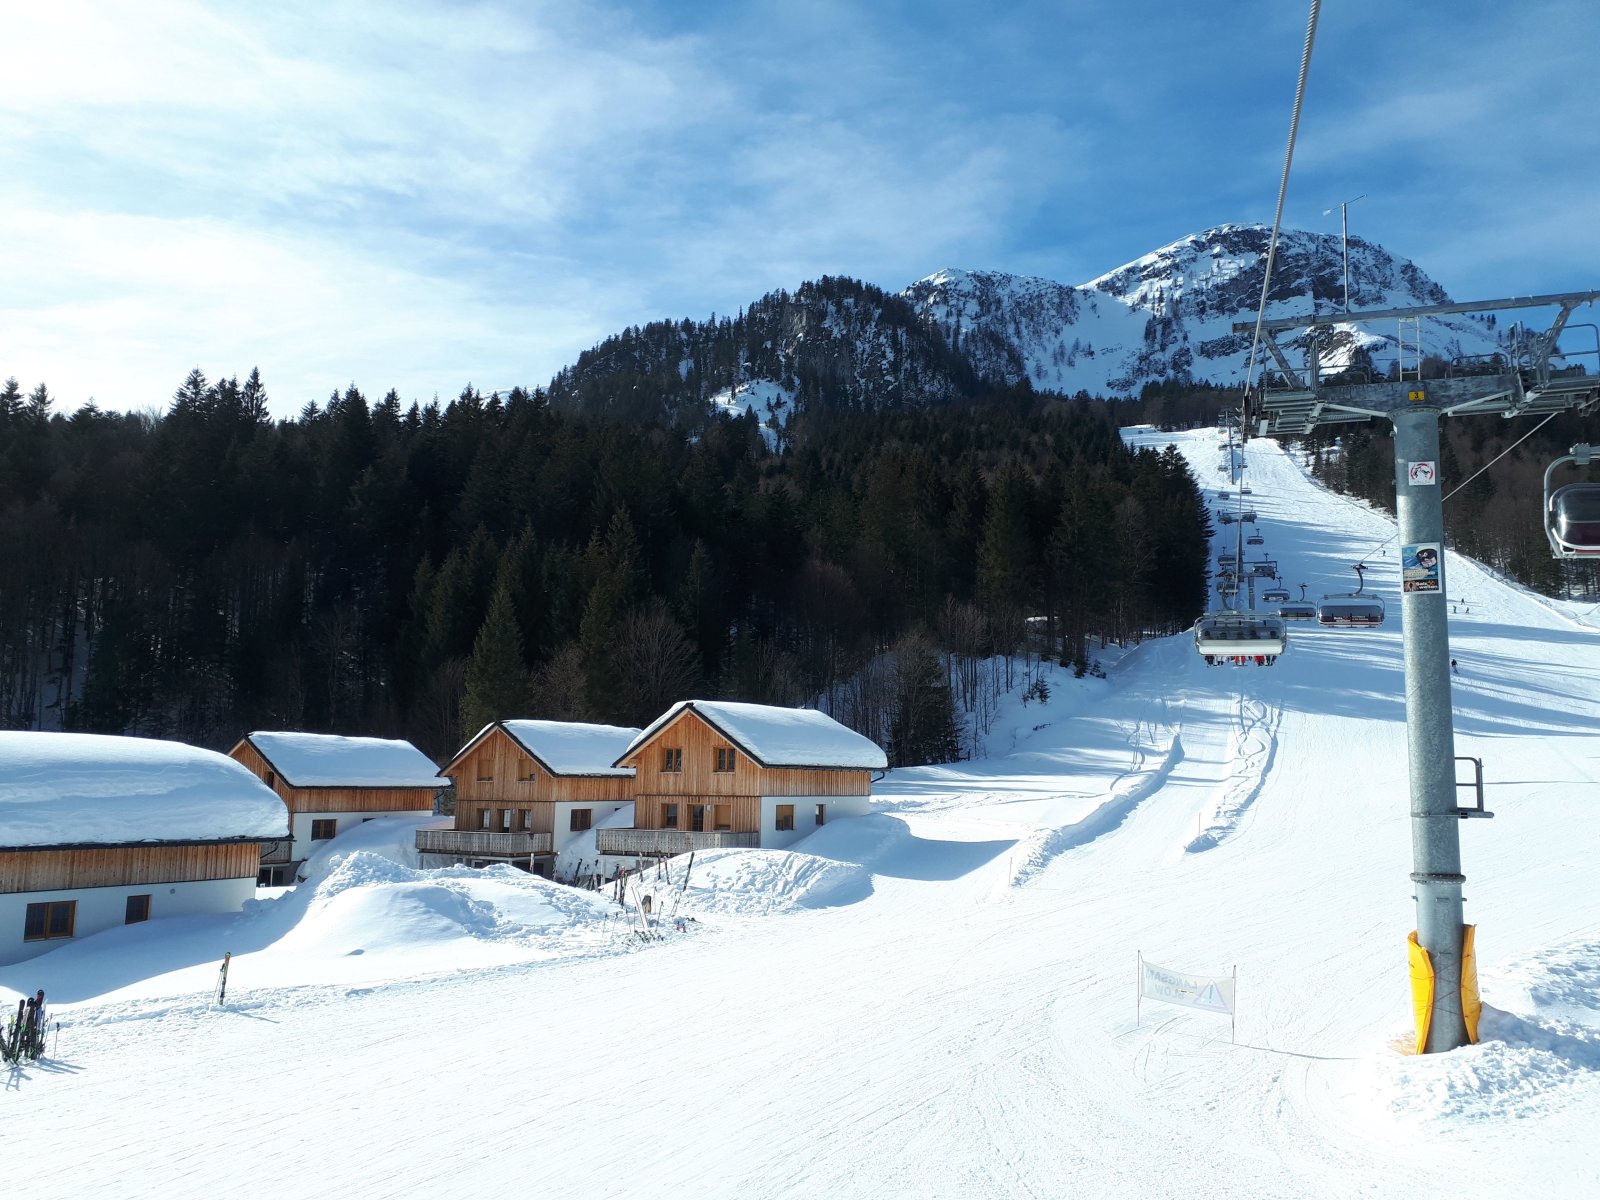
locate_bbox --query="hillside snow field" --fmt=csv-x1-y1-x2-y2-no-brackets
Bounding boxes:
4,429,1599,1199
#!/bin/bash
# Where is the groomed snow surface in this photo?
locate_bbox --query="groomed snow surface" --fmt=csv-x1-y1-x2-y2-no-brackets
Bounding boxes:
5,428,1600,1198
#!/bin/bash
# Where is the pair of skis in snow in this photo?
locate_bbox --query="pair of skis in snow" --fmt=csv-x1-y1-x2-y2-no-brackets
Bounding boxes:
2,994,54,1064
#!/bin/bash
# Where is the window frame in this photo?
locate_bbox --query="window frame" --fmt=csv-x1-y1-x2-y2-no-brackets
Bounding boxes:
125,894,152,924
569,808,593,833
775,804,795,832
713,747,737,773
662,802,679,828
660,746,683,773
310,818,337,841
24,900,76,942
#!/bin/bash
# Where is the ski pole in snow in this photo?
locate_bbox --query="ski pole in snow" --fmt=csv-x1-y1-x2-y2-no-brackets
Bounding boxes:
215,952,231,1006
52,1021,59,1058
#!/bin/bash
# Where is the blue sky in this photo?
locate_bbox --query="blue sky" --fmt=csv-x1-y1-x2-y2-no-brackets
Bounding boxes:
4,0,1597,417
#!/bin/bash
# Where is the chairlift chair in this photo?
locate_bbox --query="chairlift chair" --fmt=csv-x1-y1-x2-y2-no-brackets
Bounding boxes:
1279,602,1318,621
1262,588,1290,603
1249,560,1278,580
1193,611,1287,666
1240,486,1253,495
1218,512,1235,524
1317,563,1386,627
1246,534,1264,546
1544,444,1600,558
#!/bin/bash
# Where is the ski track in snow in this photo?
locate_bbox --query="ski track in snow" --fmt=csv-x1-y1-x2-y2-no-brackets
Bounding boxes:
5,428,1600,1199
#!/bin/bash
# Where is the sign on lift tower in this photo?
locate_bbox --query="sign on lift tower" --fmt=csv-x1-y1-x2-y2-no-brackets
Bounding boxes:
1235,289,1600,1053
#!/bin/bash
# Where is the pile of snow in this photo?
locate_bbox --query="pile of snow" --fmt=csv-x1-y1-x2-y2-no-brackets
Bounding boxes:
612,846,872,919
553,801,634,881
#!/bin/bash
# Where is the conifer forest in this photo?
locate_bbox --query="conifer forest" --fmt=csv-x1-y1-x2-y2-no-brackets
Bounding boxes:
0,371,1211,765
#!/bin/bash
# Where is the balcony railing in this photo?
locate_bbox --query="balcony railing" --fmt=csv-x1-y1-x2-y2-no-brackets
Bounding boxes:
595,828,759,857
259,840,294,865
415,829,553,858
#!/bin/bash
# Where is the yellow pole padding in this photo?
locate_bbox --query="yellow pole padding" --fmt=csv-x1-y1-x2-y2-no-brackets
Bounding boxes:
1460,924,1481,1045
1407,930,1434,1055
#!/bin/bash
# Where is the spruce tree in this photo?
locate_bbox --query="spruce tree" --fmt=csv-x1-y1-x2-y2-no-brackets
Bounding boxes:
462,583,529,738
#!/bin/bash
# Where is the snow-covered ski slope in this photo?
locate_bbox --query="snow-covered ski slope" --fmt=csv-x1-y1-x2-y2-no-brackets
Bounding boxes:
5,429,1600,1199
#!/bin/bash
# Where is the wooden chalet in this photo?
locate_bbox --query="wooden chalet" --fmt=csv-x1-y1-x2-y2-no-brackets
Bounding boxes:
419,721,639,875
597,700,886,863
0,732,287,965
229,732,443,885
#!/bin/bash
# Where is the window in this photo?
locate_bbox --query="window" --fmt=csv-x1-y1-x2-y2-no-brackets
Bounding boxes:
311,819,337,841
501,808,513,832
476,756,493,782
24,901,76,942
518,757,536,782
661,747,683,773
690,805,706,833
775,805,795,832
569,808,593,833
714,747,737,773
713,804,732,831
479,808,492,830
519,809,532,832
815,804,826,827
662,802,679,828
125,894,151,924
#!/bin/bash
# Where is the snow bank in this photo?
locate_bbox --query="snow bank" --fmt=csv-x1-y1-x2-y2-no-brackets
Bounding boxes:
612,847,872,918
1367,934,1600,1125
277,850,620,960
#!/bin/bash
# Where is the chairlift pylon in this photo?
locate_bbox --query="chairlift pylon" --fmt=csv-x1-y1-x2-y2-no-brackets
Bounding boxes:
1544,443,1600,558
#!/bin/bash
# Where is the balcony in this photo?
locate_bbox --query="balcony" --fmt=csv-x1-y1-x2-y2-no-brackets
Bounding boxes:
259,840,294,865
595,828,759,857
415,829,553,859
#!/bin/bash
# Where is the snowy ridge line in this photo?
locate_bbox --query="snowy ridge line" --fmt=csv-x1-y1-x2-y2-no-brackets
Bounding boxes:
1005,732,1184,889
1185,695,1282,855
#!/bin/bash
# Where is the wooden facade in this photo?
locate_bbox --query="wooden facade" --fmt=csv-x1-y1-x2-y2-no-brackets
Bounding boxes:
444,727,633,836
619,709,872,834
229,740,438,818
0,842,263,894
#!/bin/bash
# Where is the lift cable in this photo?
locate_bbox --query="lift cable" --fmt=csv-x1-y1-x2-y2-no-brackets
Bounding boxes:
1306,408,1565,580
1241,0,1322,410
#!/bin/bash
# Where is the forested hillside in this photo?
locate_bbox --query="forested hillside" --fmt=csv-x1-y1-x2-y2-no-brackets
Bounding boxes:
0,373,1209,762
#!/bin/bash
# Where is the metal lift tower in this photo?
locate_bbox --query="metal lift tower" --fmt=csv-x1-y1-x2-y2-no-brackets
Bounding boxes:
1236,289,1600,1053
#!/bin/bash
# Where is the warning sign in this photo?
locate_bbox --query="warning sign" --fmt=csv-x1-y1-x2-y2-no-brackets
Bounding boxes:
1407,461,1437,486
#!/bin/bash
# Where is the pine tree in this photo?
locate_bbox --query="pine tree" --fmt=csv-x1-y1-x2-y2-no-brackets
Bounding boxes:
0,377,22,422
888,634,960,767
461,583,529,738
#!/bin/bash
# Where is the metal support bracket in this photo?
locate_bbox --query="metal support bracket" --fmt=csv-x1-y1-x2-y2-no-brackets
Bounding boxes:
1453,755,1493,819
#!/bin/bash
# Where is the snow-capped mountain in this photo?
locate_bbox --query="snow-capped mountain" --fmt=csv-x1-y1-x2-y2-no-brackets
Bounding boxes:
547,225,1505,434
903,224,1503,395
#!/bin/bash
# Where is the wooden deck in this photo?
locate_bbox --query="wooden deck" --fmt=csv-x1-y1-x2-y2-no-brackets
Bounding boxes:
595,828,759,857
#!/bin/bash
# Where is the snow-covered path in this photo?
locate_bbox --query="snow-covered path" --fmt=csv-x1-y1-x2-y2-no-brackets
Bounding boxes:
6,429,1600,1199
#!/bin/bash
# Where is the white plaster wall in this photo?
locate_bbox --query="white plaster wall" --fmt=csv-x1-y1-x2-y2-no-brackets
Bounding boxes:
290,810,427,860
550,801,628,855
759,795,868,850
0,876,255,966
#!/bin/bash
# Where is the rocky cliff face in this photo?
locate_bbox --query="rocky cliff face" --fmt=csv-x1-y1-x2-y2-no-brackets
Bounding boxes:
903,224,1498,395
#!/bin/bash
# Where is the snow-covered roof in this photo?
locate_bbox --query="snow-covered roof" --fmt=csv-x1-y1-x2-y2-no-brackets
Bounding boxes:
244,732,441,789
619,701,887,770
0,732,288,849
498,721,640,777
